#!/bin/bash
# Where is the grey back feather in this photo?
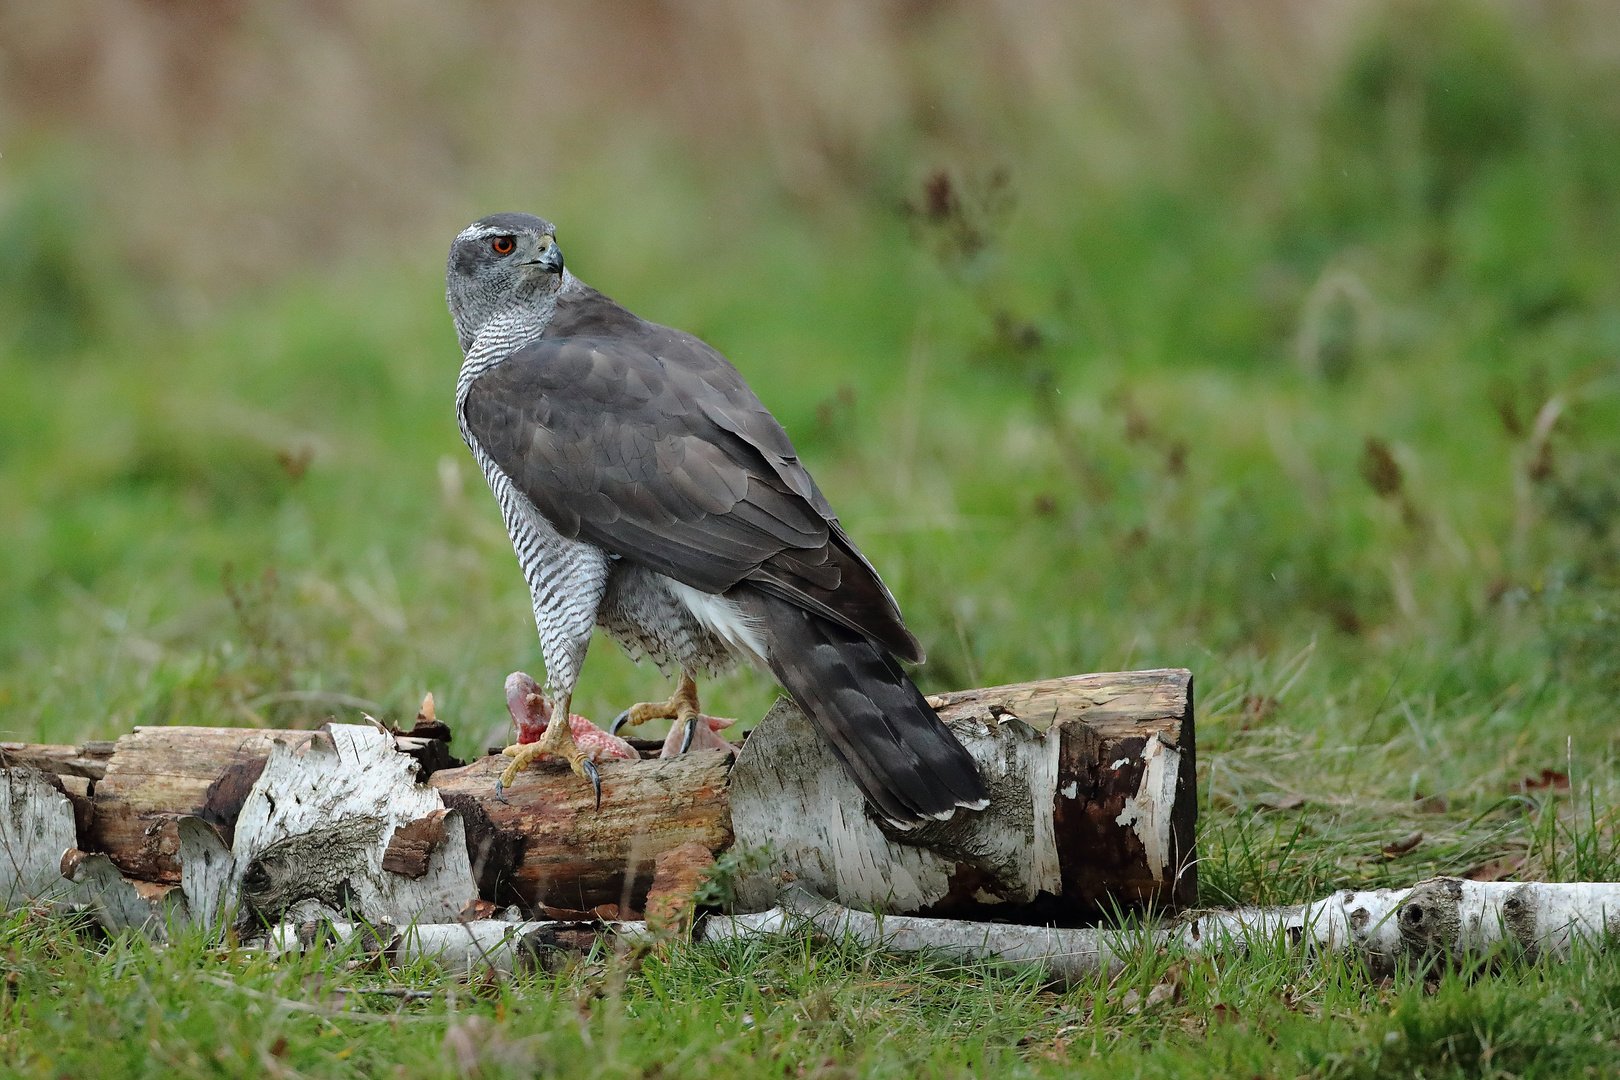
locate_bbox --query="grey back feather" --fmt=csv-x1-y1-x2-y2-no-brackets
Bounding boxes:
462,284,923,663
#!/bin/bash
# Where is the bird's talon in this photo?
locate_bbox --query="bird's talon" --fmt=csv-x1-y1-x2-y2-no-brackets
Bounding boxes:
610,707,634,737
494,778,509,804
679,715,698,755
582,759,602,810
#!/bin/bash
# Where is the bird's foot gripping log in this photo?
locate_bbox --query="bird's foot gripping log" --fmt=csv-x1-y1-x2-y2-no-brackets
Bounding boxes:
610,671,740,758
498,672,637,807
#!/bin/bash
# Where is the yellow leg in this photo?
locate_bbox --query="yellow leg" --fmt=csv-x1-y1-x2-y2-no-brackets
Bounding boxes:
610,673,702,736
496,693,601,806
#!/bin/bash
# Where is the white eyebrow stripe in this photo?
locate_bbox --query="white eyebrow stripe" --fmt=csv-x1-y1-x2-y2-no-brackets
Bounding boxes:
457,224,512,243
456,223,552,244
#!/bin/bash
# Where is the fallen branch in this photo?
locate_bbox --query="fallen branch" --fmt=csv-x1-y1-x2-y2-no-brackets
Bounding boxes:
703,879,1620,984
256,876,1620,984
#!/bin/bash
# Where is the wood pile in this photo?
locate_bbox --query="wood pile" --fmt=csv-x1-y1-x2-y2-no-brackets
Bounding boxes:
0,669,1197,941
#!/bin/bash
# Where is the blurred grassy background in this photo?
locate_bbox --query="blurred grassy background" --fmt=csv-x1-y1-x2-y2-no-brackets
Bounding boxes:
3,0,1620,902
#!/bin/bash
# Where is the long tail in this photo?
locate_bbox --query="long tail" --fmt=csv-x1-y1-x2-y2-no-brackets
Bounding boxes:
736,588,989,827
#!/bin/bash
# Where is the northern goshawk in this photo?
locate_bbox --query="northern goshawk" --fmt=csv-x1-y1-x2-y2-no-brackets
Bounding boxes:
446,212,988,826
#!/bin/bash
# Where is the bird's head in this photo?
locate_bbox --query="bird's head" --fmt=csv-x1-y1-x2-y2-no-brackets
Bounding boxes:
445,212,566,353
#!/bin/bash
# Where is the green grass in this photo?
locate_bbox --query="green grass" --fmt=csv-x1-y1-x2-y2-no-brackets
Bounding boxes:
5,1,1620,1074
10,908,1620,1078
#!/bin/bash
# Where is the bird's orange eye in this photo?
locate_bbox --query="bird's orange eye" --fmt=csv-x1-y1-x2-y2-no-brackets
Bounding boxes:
491,236,515,255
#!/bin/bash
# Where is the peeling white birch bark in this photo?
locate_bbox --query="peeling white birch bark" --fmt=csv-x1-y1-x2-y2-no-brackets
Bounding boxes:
177,816,235,934
264,918,651,974
220,725,479,933
0,769,79,909
729,699,1064,913
729,670,1196,919
60,850,187,936
703,880,1620,984
1114,735,1179,884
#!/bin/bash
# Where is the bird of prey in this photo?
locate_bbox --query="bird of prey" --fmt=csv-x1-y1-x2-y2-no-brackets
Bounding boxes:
445,212,989,827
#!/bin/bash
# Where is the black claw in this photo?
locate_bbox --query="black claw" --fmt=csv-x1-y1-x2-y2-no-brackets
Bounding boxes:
610,708,634,737
583,759,602,811
678,715,698,755
494,778,509,805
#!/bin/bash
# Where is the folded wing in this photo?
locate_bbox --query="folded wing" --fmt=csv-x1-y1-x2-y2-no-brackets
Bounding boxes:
461,286,922,663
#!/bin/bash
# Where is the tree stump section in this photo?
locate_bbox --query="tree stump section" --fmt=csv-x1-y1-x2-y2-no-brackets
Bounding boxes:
0,668,1196,932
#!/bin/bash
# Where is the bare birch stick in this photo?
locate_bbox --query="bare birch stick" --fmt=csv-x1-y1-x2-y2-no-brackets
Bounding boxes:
702,880,1620,984
257,878,1620,982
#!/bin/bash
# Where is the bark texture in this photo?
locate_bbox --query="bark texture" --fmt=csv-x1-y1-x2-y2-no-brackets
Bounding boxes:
87,726,283,883
706,878,1620,985
729,668,1196,921
428,750,734,913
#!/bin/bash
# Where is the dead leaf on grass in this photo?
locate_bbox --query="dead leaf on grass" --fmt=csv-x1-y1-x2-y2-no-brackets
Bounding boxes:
1519,769,1570,792
1120,974,1182,1015
1240,694,1278,729
1381,831,1423,857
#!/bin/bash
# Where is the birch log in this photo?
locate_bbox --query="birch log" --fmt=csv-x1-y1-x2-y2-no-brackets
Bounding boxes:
43,726,478,936
729,668,1196,920
0,668,1196,927
82,722,460,886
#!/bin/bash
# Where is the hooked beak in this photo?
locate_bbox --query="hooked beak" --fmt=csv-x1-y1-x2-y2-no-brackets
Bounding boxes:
528,235,564,276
